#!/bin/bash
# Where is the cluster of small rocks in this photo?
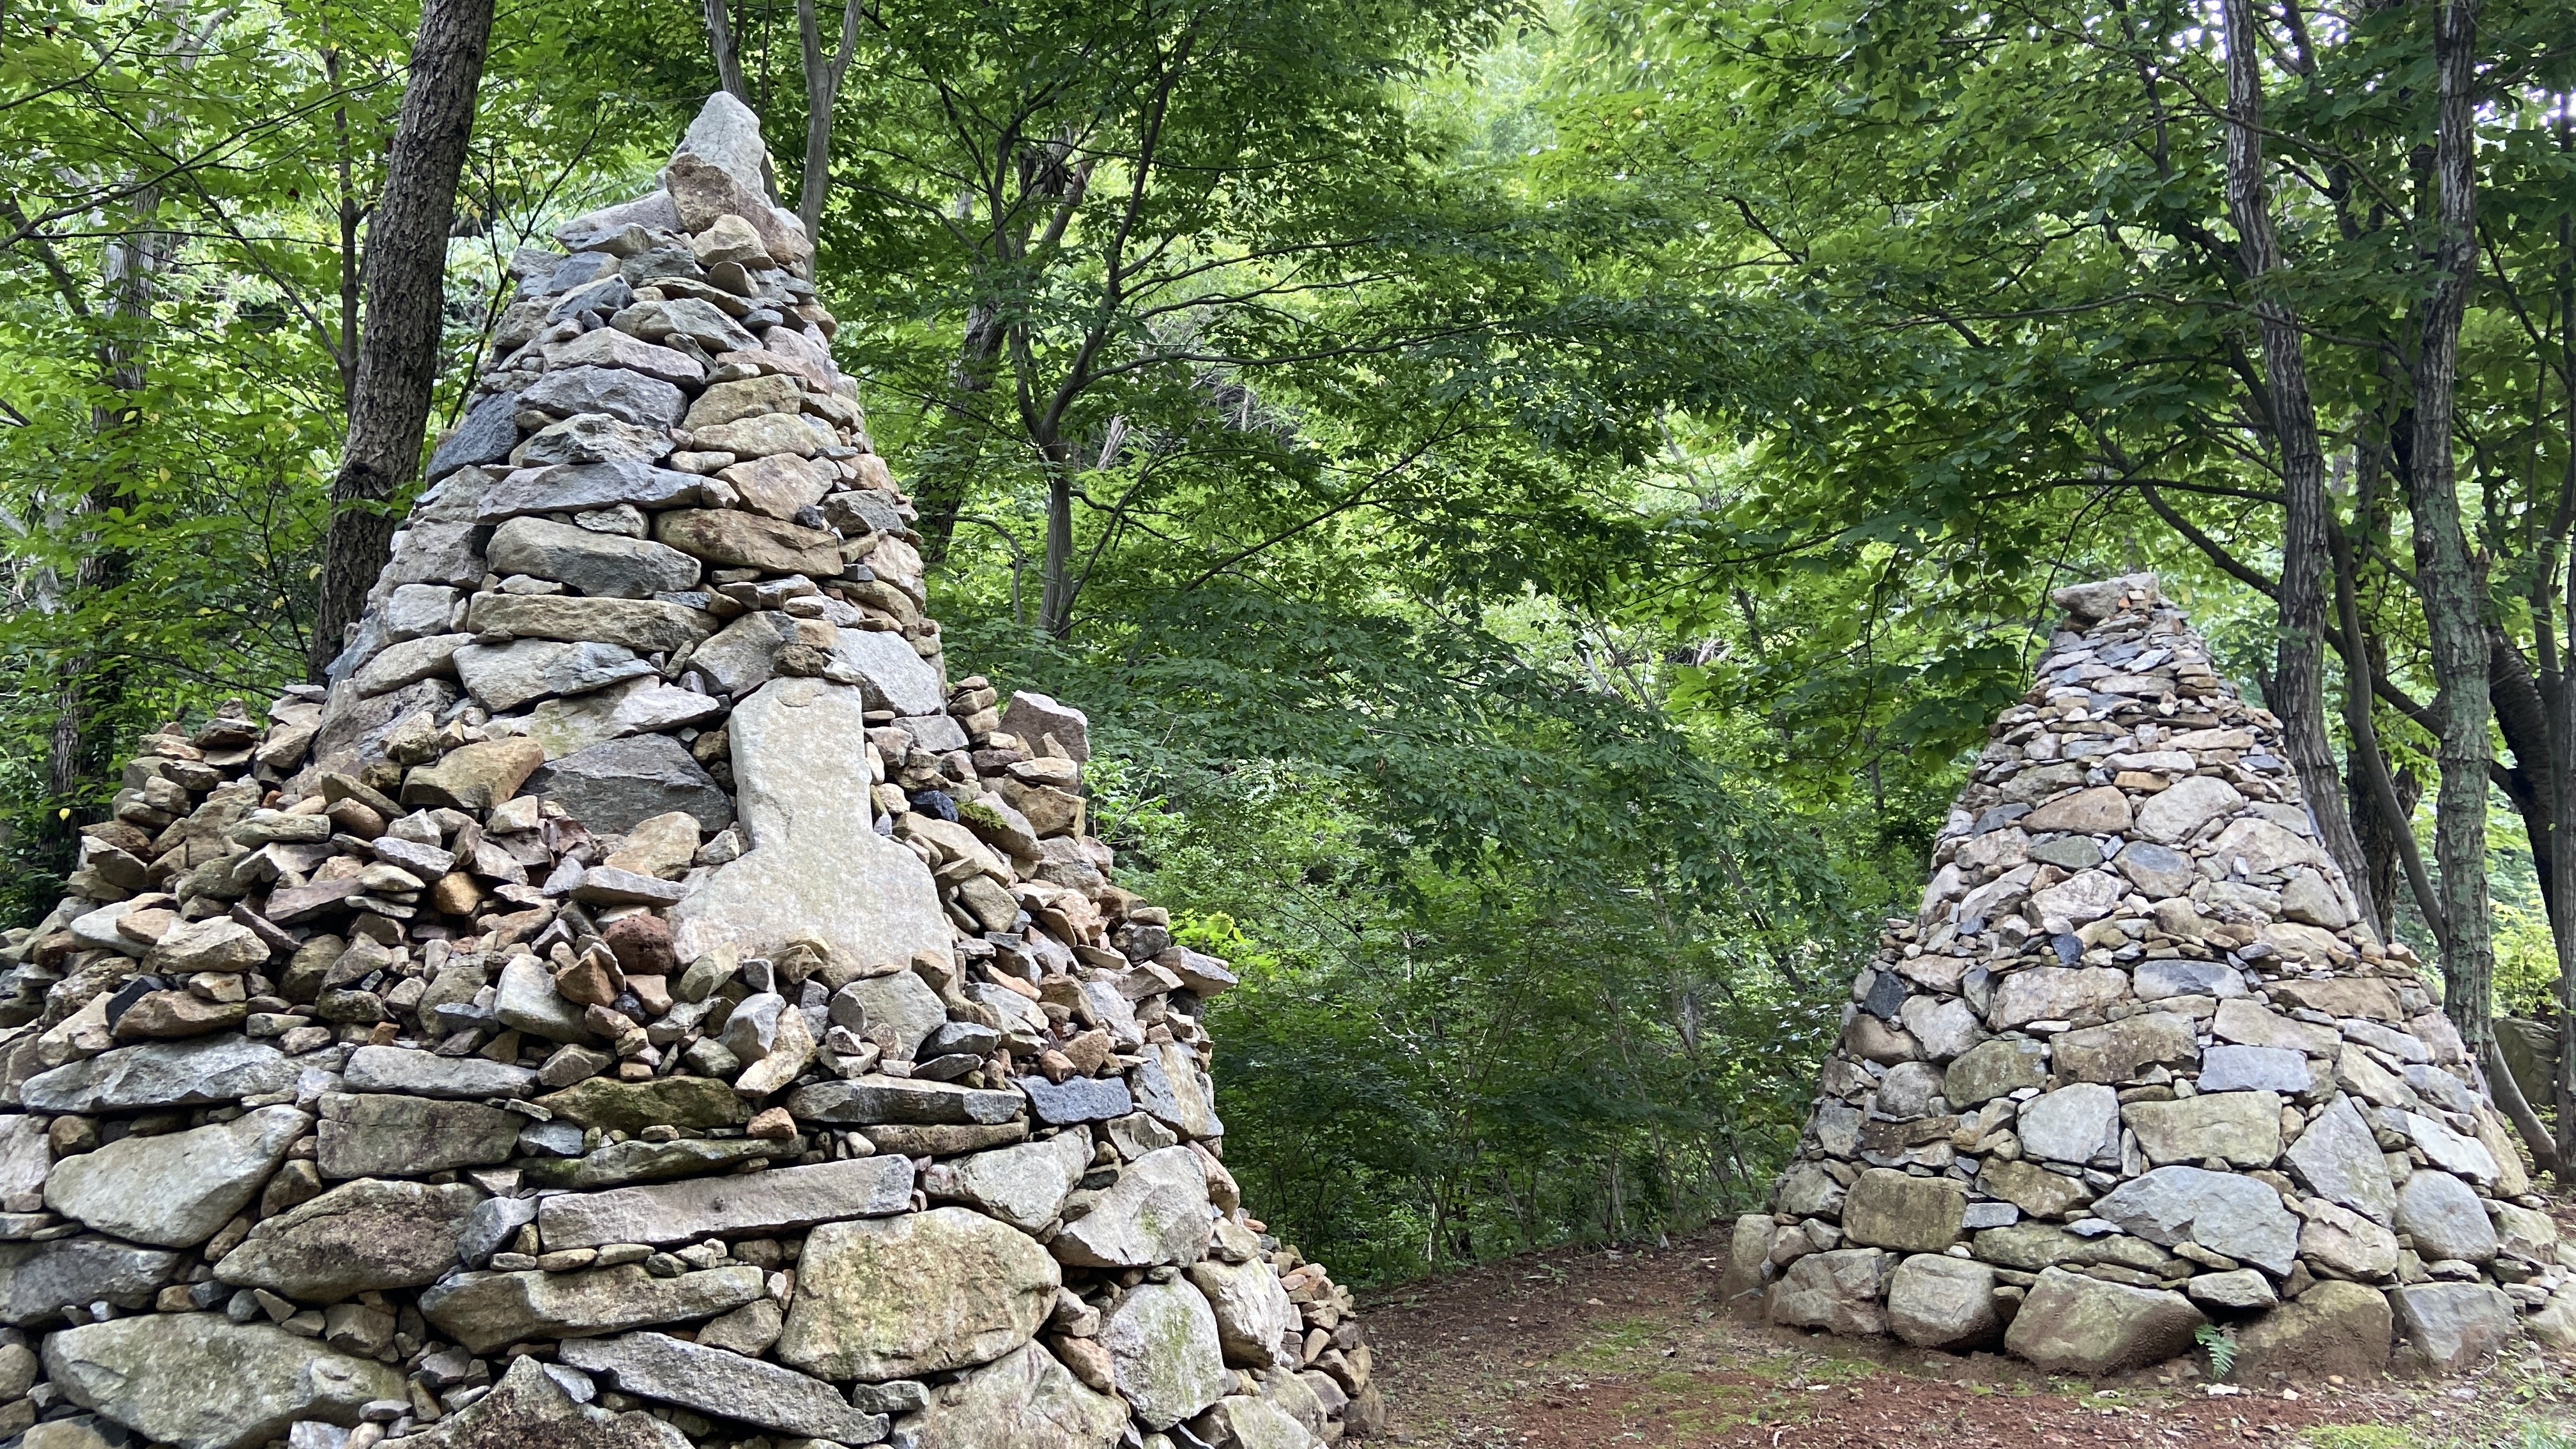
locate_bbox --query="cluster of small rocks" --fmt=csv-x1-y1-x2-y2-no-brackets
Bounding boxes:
0,94,1376,1449
1724,574,2572,1382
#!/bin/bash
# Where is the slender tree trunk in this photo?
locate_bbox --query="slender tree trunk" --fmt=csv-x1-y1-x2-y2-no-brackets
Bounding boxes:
2220,0,2376,930
702,0,749,107
308,0,495,680
2407,0,2494,1059
2556,126,2576,1164
794,0,862,240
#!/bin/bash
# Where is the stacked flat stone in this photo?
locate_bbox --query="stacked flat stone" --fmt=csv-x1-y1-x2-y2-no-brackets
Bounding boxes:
1722,574,2575,1381
0,94,1377,1449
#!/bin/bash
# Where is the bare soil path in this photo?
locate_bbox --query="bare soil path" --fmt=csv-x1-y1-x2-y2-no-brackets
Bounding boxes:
1361,1227,2574,1449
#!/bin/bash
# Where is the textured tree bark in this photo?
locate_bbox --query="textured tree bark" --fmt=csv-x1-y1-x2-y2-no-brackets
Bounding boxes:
308,0,494,680
2219,0,2377,931
2407,0,2495,1059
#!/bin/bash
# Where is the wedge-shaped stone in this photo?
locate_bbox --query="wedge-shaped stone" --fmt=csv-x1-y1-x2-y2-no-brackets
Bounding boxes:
561,1331,889,1442
42,1314,404,1449
395,1354,691,1449
2090,1165,2297,1275
2003,1267,2204,1375
342,1044,538,1099
519,365,687,429
1980,1158,2090,1219
2017,1083,2120,1165
216,1177,482,1301
45,1104,307,1247
1050,1145,1213,1268
22,1036,293,1112
400,736,549,813
2394,1170,2496,1264
535,1074,749,1131
418,1263,765,1353
2284,1094,2397,1225
898,1341,1128,1449
923,1130,1092,1232
2131,775,2244,843
538,1156,914,1250
778,1206,1061,1381
831,627,947,715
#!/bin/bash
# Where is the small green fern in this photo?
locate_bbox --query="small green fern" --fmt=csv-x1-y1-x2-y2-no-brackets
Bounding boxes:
2194,1323,2237,1380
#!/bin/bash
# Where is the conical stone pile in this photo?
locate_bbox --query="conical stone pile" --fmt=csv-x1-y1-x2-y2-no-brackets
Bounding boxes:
1722,574,2575,1380
0,95,1379,1449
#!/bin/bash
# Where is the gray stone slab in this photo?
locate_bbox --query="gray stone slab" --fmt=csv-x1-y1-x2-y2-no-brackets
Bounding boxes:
537,1156,915,1250
560,1331,886,1442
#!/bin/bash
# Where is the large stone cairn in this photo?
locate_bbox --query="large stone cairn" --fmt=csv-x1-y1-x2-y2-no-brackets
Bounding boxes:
1722,574,2576,1379
0,95,1378,1449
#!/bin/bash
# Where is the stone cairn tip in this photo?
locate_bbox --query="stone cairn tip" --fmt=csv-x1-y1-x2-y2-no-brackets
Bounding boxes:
1722,572,2572,1380
0,93,1377,1449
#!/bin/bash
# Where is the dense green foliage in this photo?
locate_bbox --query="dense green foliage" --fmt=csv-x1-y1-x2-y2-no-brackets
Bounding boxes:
7,0,2575,1276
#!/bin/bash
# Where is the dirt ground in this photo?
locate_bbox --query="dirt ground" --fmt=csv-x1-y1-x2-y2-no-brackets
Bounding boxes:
1360,1227,2575,1449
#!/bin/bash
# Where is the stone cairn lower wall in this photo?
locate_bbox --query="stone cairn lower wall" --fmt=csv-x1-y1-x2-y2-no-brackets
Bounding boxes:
0,95,1377,1449
1722,574,2575,1381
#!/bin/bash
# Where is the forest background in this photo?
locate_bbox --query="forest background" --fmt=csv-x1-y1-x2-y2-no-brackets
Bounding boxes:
3,0,2574,1284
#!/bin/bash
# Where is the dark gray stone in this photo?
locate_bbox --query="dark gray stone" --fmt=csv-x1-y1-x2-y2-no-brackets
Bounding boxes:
2089,1165,2297,1274
475,461,703,523
520,367,687,429
1019,1075,1135,1125
428,391,524,480
2113,843,2193,898
0,1238,180,1325
528,734,733,835
2394,1170,2497,1264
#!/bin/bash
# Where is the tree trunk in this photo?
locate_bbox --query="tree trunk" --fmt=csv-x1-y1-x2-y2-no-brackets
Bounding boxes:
795,0,862,240
2219,0,2377,930
2407,0,2494,1060
308,0,495,680
702,0,749,108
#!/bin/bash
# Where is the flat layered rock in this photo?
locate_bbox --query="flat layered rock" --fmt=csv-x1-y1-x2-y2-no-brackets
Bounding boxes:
923,1131,1092,1233
560,1331,887,1442
22,1037,294,1112
342,1044,538,1099
418,1263,765,1353
538,1156,914,1249
393,1354,691,1449
788,1074,1025,1126
2090,1165,2297,1275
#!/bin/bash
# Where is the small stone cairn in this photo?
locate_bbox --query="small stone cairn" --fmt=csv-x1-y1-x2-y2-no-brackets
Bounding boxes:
1723,574,2575,1380
0,95,1377,1449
